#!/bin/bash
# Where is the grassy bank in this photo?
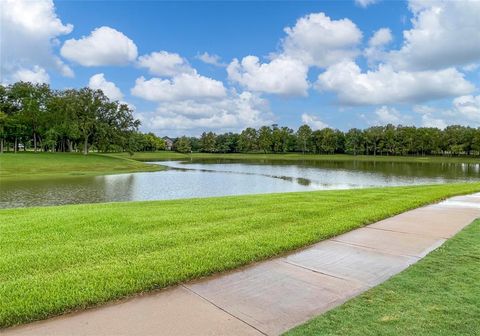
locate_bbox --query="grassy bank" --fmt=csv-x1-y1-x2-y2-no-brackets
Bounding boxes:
108,151,480,164
0,153,163,180
1,183,480,328
286,219,480,336
107,151,190,161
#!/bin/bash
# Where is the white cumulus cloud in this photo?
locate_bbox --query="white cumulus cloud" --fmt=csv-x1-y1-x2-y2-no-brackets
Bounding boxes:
227,56,309,96
88,73,123,101
316,61,474,105
413,95,480,128
227,12,362,97
421,114,447,129
131,73,227,102
282,12,363,67
389,0,480,70
364,28,393,66
145,91,272,133
413,105,437,115
301,113,328,130
137,51,194,77
327,1,480,107
61,26,138,66
374,106,402,124
369,28,392,48
196,52,225,67
355,0,379,8
11,66,50,84
452,95,480,122
0,0,73,81
133,50,272,133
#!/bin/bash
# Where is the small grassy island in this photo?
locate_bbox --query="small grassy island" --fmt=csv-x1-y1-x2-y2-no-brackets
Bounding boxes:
0,152,164,180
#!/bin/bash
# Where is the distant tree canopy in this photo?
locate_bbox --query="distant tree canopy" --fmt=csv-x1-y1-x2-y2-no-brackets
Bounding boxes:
0,82,165,154
2,81,480,157
178,124,480,157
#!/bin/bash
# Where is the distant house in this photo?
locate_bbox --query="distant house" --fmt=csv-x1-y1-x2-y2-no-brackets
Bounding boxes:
163,137,174,151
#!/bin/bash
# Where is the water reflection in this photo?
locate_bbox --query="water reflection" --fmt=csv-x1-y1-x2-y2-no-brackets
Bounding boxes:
296,177,311,186
1,159,479,209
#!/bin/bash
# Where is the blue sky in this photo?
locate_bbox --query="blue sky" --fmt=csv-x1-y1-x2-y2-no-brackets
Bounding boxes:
2,0,480,136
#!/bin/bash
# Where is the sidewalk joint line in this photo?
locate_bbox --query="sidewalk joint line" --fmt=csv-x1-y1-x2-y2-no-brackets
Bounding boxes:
281,259,361,284
180,284,268,336
327,239,415,259
330,239,421,259
363,226,449,239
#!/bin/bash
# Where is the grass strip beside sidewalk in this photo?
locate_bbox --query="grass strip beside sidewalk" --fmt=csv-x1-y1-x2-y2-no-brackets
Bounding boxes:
1,183,480,328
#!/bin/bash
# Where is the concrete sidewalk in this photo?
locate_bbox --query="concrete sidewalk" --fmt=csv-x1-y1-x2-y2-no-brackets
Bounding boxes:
4,193,480,336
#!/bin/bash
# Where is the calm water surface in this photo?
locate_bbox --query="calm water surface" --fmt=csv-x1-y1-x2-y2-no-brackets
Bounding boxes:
1,159,479,208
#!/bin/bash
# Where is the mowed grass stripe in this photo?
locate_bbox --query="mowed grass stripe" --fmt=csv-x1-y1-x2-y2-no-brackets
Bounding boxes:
1,183,480,328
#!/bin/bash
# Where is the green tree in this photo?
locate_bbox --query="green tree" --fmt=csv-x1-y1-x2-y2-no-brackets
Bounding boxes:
335,129,345,154
311,130,323,154
200,132,217,152
44,127,60,152
75,88,107,155
383,124,396,155
471,129,480,155
320,128,338,154
239,127,258,152
345,128,364,155
272,126,294,153
0,85,12,153
258,126,272,153
216,133,239,153
9,82,51,152
144,133,165,151
0,111,7,153
296,124,312,154
5,114,27,153
174,136,192,153
365,126,384,156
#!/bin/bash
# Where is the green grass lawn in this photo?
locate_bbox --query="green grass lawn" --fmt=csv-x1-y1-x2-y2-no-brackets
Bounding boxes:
0,152,163,180
1,183,480,328
107,151,480,164
286,219,480,336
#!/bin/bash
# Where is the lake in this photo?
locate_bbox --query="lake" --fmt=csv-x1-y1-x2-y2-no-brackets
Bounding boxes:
1,159,480,208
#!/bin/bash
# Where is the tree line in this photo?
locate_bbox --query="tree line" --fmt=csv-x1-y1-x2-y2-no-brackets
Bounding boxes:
2,81,479,157
173,124,480,156
0,82,165,154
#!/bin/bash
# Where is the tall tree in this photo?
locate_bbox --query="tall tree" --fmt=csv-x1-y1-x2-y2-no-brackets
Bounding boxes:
174,136,192,153
345,128,364,155
75,88,107,155
239,127,258,152
258,126,272,153
200,132,217,152
320,128,338,154
296,124,312,154
0,111,7,153
365,126,384,156
272,126,293,153
9,82,51,152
